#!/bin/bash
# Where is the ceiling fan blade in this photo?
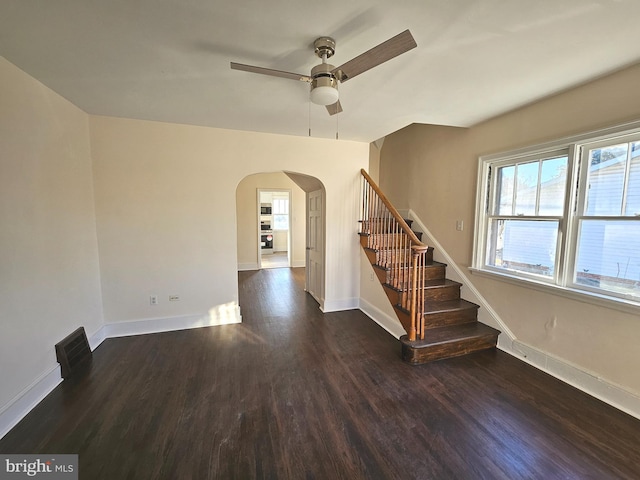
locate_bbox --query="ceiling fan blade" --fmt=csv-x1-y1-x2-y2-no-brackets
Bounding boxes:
332,29,416,82
326,100,343,116
230,62,311,82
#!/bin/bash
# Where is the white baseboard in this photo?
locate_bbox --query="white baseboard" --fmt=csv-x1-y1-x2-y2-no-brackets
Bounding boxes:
237,262,259,271
103,310,241,339
359,299,406,339
88,325,108,350
500,338,640,420
239,261,305,270
403,208,640,420
0,365,62,440
321,297,359,313
0,307,242,441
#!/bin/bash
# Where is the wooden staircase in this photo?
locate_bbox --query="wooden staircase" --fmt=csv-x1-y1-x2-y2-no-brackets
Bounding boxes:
359,169,500,365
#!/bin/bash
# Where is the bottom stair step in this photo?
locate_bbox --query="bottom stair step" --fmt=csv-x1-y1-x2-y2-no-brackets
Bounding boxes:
400,322,500,365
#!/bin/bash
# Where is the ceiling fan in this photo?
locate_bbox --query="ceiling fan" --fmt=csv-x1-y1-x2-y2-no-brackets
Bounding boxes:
230,29,417,115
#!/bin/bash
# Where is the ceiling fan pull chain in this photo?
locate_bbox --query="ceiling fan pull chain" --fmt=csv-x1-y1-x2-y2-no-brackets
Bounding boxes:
308,98,312,137
335,99,339,140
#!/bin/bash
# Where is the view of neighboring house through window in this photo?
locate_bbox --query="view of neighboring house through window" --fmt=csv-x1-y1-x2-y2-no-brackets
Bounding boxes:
272,196,289,230
574,138,640,297
487,152,568,279
474,127,640,304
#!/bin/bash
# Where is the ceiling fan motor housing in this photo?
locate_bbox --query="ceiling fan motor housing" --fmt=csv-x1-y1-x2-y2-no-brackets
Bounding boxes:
314,37,336,59
310,63,339,105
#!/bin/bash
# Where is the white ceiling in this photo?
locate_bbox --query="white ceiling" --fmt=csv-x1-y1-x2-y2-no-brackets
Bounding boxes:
2,0,640,143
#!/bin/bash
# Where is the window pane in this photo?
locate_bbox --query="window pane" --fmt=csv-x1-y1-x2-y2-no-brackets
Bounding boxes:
496,165,515,215
539,156,568,215
273,198,289,214
514,162,539,215
585,143,628,216
625,141,640,216
575,220,640,299
486,219,558,277
273,214,288,230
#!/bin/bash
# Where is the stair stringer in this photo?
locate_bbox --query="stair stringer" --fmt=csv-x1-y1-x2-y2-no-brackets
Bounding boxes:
358,249,407,339
399,208,515,344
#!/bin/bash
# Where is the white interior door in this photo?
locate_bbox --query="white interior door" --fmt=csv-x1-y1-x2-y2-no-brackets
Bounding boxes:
307,189,324,304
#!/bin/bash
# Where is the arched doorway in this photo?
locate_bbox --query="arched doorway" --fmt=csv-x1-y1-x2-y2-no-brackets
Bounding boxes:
235,171,325,304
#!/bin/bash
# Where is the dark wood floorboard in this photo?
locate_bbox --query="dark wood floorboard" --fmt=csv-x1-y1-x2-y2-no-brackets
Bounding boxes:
1,267,640,479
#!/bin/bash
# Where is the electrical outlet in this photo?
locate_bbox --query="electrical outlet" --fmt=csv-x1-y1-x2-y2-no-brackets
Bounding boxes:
150,295,158,305
169,295,180,302
456,220,464,231
369,272,374,281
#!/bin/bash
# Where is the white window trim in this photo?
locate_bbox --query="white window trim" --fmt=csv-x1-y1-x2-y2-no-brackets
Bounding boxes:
472,119,640,314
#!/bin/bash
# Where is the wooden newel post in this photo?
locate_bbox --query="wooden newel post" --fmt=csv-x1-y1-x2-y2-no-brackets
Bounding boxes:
409,248,420,342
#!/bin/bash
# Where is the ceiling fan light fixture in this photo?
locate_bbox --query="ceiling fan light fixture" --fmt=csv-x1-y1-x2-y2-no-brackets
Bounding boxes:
310,84,339,106
310,67,339,106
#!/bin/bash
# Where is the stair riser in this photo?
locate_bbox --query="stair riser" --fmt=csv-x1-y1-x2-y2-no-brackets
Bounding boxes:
424,308,478,329
415,285,461,302
384,284,461,304
389,266,445,284
367,233,408,248
401,335,498,365
366,234,430,251
362,219,413,232
393,305,478,330
374,250,434,266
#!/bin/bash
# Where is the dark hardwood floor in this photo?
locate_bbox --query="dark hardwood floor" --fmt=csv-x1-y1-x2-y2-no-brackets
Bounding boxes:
2,267,640,479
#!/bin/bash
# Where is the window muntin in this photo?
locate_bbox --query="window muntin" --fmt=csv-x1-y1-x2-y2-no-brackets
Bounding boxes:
475,127,640,305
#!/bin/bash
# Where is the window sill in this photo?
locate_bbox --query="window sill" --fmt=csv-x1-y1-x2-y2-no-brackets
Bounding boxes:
469,267,640,315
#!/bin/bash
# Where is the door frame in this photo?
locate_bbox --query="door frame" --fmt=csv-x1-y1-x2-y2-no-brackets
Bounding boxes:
257,188,292,269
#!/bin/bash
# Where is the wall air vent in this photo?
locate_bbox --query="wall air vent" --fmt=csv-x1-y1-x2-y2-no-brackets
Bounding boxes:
55,326,92,379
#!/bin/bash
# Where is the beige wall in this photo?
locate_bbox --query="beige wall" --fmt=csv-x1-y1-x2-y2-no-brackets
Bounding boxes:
379,62,640,396
236,172,306,269
90,115,368,322
0,55,368,433
0,58,104,411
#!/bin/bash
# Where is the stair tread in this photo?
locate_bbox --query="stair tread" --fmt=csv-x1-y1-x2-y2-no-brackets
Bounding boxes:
372,260,447,271
406,323,500,348
364,245,433,252
395,298,478,315
384,278,460,292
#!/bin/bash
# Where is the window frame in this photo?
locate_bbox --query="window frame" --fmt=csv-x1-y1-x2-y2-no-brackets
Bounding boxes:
472,121,640,312
481,148,571,285
272,196,290,231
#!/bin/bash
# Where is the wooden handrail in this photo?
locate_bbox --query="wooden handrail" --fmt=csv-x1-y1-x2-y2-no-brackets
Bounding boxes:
360,169,428,341
360,169,425,247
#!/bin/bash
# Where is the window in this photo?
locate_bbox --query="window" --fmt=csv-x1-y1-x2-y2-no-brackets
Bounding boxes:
474,124,640,305
272,197,289,230
573,138,640,297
